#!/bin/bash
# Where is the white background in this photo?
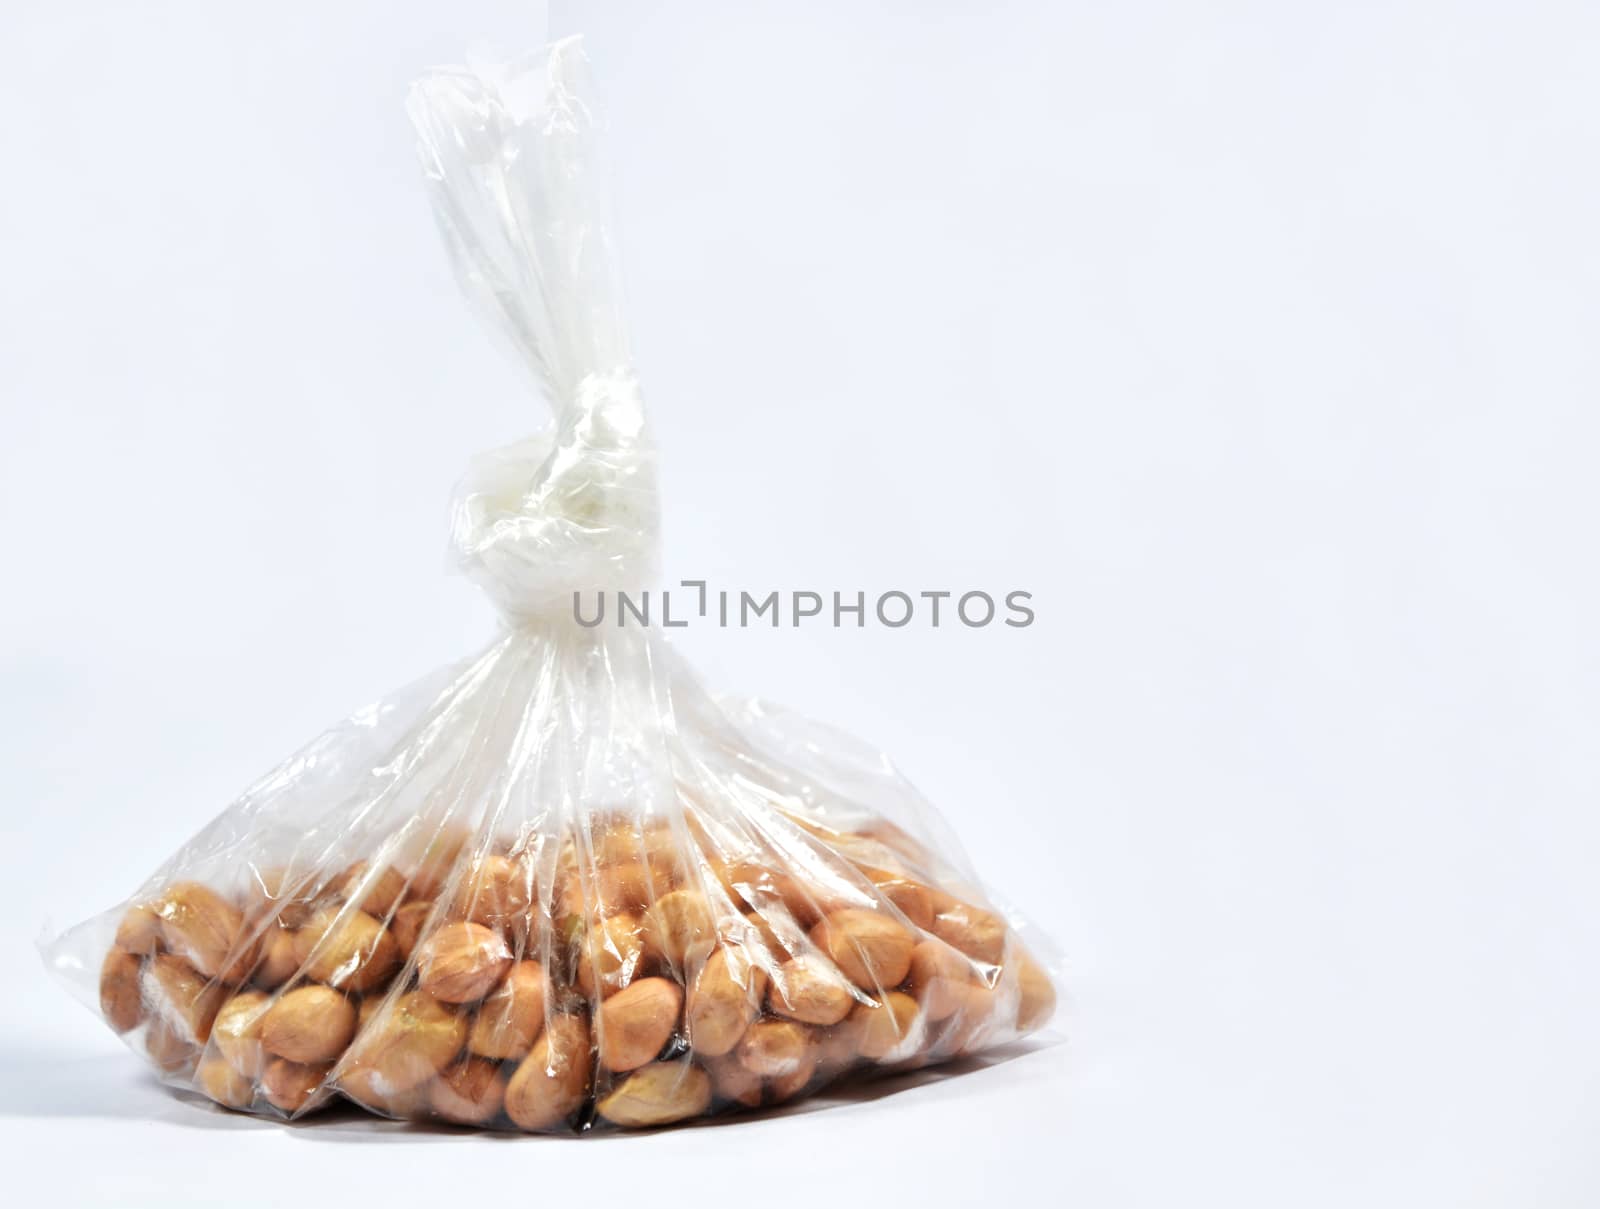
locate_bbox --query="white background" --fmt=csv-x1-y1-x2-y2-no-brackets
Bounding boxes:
3,1,1598,1205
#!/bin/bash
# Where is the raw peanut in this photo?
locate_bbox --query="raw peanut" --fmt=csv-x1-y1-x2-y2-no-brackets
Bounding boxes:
809,908,915,992
595,861,672,915
929,896,1008,965
767,1049,818,1103
907,939,978,1021
261,1057,331,1114
341,991,467,1092
851,990,921,1061
737,1019,815,1079
596,1060,712,1127
339,1065,431,1118
390,901,435,959
767,956,854,1026
577,912,648,998
599,977,682,1072
1014,951,1057,1032
864,868,935,931
457,854,531,936
143,955,225,1044
99,950,144,1033
357,995,384,1033
705,1054,763,1108
294,907,399,992
146,1021,200,1075
504,1014,591,1131
261,985,357,1064
253,925,299,990
469,962,548,1060
714,862,831,927
641,889,716,967
429,1056,507,1126
156,882,256,983
687,948,767,1057
942,981,1002,1055
591,821,647,867
416,921,513,1004
815,1013,865,1079
114,904,162,955
212,989,271,1075
196,1055,255,1109
328,861,407,918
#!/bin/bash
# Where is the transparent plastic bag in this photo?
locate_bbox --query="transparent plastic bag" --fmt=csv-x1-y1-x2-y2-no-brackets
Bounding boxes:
41,36,1059,1132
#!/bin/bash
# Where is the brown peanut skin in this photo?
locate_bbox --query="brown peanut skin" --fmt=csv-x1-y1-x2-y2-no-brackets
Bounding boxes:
641,890,716,968
212,989,271,1076
142,954,225,1045
596,1060,712,1127
156,883,256,983
99,950,144,1033
851,990,921,1061
928,896,1008,965
767,956,854,1026
687,948,767,1058
504,1014,591,1132
341,991,468,1093
389,902,435,960
329,861,407,917
737,1018,815,1079
809,909,915,992
253,925,299,990
599,976,682,1072
416,921,513,1004
294,908,400,992
197,1055,255,1109
114,904,162,956
907,939,977,1021
260,985,357,1065
578,912,649,998
469,961,549,1061
261,1057,331,1114
429,1057,507,1125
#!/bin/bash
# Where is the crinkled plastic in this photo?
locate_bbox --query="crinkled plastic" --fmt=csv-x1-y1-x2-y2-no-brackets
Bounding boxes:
42,37,1059,1132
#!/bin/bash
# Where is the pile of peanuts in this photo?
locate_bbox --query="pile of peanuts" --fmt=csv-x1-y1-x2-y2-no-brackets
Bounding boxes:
98,813,1056,1130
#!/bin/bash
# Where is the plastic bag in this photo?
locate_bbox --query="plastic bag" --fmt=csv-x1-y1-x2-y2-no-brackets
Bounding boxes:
41,36,1059,1132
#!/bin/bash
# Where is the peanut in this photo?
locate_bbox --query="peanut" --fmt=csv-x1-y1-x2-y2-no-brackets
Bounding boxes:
416,921,513,1004
851,990,920,1061
328,861,407,918
212,989,271,1075
599,976,682,1072
293,907,399,992
504,1013,591,1131
253,925,299,990
196,1055,255,1109
737,1018,815,1079
142,954,224,1045
341,991,467,1092
596,1060,712,1128
907,939,978,1021
577,912,649,998
469,961,548,1060
99,950,144,1033
809,908,915,991
389,901,435,960
641,889,716,967
705,1054,763,1108
261,985,357,1064
429,1056,507,1125
261,1057,331,1114
1015,950,1057,1032
114,904,162,955
929,896,1008,965
767,955,855,1026
155,882,255,983
686,948,767,1057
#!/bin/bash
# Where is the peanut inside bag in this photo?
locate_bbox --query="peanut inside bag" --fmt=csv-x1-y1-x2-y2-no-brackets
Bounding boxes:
42,37,1058,1133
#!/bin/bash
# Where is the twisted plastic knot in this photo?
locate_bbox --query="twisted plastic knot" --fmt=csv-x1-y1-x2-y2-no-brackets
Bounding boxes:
450,368,659,626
